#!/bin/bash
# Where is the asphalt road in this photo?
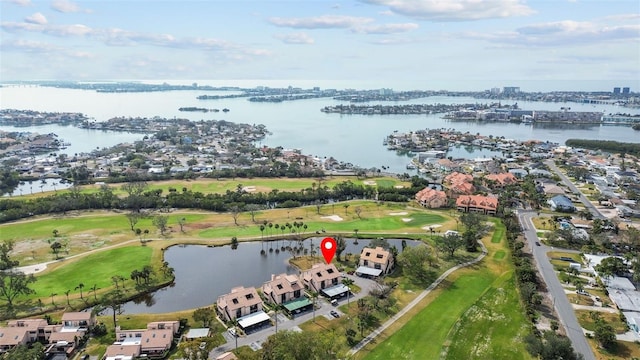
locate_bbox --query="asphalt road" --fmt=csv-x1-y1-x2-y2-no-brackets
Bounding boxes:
545,160,606,220
518,210,595,360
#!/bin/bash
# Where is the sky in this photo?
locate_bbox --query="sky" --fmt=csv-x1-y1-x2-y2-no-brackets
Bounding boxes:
1,0,639,91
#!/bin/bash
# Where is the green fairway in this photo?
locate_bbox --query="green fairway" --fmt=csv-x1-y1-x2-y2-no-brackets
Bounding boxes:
363,271,496,359
490,220,505,243
442,272,530,360
28,246,152,301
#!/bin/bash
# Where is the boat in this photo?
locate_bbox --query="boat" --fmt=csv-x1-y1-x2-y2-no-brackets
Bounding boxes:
406,163,416,170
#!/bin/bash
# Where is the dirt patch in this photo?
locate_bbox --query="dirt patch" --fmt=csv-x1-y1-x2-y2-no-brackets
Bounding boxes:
242,186,256,192
363,181,376,186
188,223,213,230
421,224,442,230
389,212,408,216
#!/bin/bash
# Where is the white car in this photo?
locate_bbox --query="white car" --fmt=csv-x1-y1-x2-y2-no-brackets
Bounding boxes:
228,327,238,337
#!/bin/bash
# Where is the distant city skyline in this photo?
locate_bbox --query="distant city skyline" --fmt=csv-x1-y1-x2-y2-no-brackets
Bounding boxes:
1,0,639,91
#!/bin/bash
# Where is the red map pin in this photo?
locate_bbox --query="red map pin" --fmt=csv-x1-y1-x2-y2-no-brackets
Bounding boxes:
320,237,337,264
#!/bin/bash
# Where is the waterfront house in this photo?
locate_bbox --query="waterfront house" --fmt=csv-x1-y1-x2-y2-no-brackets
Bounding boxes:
456,195,498,215
107,321,178,360
301,263,341,293
444,172,475,197
357,246,394,276
415,187,448,208
217,286,264,322
61,311,95,330
262,273,304,305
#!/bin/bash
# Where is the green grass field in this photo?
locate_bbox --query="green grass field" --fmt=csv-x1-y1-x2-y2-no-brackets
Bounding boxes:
29,246,152,301
362,218,531,360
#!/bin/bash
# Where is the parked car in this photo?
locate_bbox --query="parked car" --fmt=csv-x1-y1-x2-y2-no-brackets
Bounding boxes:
330,310,340,318
331,299,338,306
199,342,207,350
228,327,238,337
535,241,540,246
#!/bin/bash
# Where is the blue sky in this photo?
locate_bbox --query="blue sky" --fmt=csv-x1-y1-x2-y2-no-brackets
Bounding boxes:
1,0,639,90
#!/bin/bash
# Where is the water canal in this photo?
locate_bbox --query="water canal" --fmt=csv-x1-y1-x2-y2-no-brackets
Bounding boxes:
120,237,419,314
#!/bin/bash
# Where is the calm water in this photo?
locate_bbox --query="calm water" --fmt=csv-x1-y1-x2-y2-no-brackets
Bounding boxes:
1,86,639,174
121,238,418,314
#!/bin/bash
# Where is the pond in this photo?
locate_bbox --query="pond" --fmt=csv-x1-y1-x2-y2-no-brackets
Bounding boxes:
120,237,420,314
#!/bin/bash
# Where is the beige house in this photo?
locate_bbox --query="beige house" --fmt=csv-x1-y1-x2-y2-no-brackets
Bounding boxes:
301,263,341,293
107,321,179,360
0,315,90,356
415,187,448,208
217,286,264,322
61,311,96,329
359,247,394,275
262,273,304,305
103,344,141,360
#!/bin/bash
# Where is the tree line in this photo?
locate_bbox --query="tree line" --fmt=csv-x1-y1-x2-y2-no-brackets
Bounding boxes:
565,139,640,157
0,177,431,223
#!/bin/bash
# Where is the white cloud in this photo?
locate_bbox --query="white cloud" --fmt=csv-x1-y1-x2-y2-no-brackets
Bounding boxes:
24,12,47,25
268,15,373,29
1,39,59,52
352,22,418,34
455,16,640,49
359,0,535,21
5,0,32,6
51,0,90,13
274,32,315,44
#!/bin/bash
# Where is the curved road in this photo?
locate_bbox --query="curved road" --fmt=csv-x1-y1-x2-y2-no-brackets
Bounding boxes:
518,210,595,360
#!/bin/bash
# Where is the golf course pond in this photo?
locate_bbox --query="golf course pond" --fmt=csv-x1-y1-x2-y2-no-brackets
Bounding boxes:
120,237,420,314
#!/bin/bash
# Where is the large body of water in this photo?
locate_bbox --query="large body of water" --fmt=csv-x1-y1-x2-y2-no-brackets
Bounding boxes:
121,238,417,314
1,85,639,174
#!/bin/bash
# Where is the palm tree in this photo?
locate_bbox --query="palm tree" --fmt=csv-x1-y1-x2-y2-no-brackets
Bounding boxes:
50,293,57,307
64,290,71,307
75,283,85,299
344,204,350,216
91,284,99,301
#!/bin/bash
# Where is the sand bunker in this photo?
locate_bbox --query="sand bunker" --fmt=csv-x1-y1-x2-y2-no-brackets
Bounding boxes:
322,215,344,222
389,212,408,216
242,186,256,192
394,185,404,189
402,218,412,222
363,180,376,185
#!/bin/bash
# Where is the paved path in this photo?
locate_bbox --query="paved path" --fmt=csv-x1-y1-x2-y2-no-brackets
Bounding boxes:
518,210,596,360
347,241,488,356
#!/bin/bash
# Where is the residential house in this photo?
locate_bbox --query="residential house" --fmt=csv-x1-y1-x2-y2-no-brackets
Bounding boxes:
358,247,394,275
456,195,499,215
217,286,264,322
485,172,518,187
548,195,576,213
415,187,448,208
262,273,304,305
108,321,179,360
103,344,141,360
301,263,341,293
216,352,239,360
444,172,475,197
60,312,95,330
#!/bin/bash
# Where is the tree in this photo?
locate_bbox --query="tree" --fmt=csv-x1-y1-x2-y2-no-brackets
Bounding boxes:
525,331,584,360
178,217,186,233
230,204,243,226
231,236,239,250
594,318,616,349
0,240,19,270
52,229,59,237
397,244,435,285
335,236,346,261
50,241,63,259
193,307,215,327
246,204,263,223
90,284,99,300
0,271,36,308
433,232,464,258
3,343,45,360
343,204,350,215
356,298,375,337
64,289,71,307
262,329,344,360
595,256,627,278
153,215,169,236
100,289,124,333
125,212,141,232
355,206,362,219
75,283,85,299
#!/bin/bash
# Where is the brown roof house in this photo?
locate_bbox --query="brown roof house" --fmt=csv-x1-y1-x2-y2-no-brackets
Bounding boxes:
444,172,475,197
107,321,179,360
61,311,96,330
358,247,394,276
262,274,304,305
485,172,518,187
456,195,499,215
415,187,448,208
217,286,264,322
301,263,341,293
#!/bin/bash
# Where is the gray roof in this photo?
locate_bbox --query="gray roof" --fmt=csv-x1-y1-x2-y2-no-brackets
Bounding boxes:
549,195,574,208
605,276,636,291
608,288,640,312
355,266,383,277
184,328,210,339
237,311,270,329
321,283,350,298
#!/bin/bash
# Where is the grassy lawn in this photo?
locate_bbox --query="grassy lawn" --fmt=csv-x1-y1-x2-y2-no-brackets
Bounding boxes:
567,294,595,306
490,220,505,243
76,176,410,197
576,310,629,334
28,246,153,302
360,218,531,360
1,202,453,267
547,251,582,263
